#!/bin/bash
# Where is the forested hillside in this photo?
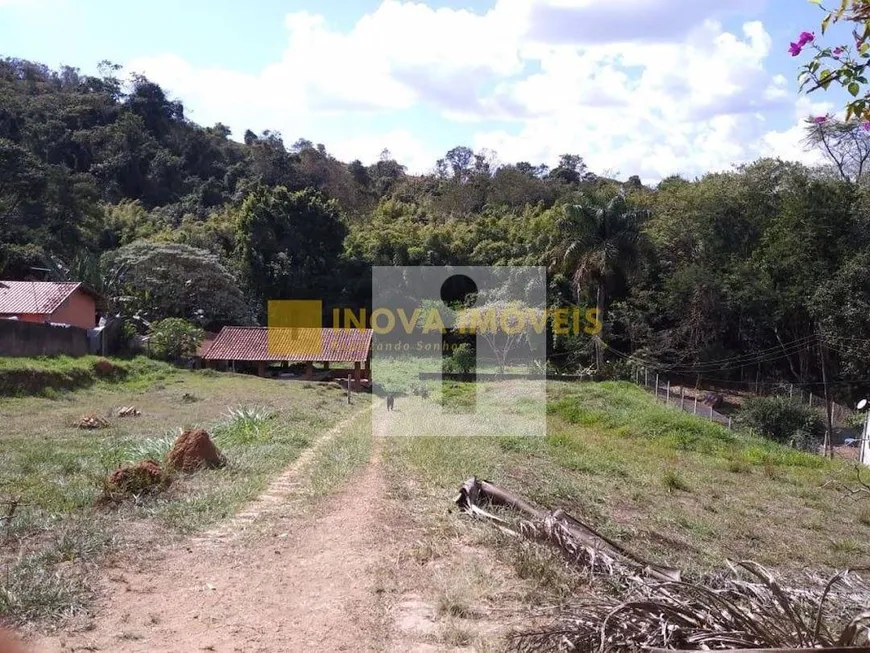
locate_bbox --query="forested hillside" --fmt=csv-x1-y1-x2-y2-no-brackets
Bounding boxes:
2,57,870,402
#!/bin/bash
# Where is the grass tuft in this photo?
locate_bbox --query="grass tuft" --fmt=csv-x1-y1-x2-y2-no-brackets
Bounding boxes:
662,469,691,492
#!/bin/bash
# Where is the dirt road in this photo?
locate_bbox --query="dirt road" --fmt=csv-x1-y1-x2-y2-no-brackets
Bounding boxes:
29,403,519,653
32,409,394,652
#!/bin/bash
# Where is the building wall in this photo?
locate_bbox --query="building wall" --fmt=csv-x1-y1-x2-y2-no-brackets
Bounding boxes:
50,289,97,329
0,319,89,357
2,313,44,323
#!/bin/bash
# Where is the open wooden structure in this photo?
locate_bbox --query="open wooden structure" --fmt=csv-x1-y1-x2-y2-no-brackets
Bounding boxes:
202,326,372,389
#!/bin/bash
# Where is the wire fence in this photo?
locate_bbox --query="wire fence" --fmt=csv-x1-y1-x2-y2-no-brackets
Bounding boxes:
631,367,858,431
635,368,734,428
765,383,856,427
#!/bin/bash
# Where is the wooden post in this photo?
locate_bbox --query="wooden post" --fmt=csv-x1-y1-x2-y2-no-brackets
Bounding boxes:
789,384,793,398
680,388,685,410
257,361,267,377
655,374,659,400
645,368,648,386
347,374,352,404
666,381,670,405
353,361,362,391
819,337,835,459
728,416,732,429
693,395,698,415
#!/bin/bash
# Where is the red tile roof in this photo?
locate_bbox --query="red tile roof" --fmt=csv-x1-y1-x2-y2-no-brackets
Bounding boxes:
195,332,218,358
202,327,373,362
0,281,92,316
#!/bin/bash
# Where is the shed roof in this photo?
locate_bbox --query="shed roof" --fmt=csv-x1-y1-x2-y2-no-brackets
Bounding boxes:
202,327,373,362
0,281,100,316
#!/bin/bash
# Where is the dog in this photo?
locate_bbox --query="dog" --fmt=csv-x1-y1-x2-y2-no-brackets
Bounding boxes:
386,394,395,411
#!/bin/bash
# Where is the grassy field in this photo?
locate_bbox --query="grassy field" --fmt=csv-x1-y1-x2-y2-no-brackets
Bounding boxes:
0,365,367,626
0,355,175,397
3,362,867,641
383,380,869,584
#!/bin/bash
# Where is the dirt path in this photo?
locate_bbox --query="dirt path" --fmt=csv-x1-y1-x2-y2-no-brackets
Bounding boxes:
34,407,394,653
30,403,524,653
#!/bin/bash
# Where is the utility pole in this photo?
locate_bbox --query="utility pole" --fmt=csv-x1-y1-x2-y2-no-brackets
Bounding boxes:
818,333,834,459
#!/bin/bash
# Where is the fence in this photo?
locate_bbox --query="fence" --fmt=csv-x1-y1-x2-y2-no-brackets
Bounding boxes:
766,383,855,427
632,367,857,433
635,368,733,429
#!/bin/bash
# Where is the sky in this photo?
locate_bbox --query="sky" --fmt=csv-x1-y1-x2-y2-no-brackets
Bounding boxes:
0,0,852,182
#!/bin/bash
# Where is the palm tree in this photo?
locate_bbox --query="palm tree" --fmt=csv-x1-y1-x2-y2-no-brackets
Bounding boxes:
551,188,647,369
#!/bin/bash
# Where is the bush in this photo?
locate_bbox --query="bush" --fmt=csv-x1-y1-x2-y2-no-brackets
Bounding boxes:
737,396,825,451
148,319,204,363
449,343,476,374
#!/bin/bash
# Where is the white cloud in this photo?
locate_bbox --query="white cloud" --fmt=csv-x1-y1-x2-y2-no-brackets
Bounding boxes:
124,0,820,179
326,128,438,173
757,96,831,167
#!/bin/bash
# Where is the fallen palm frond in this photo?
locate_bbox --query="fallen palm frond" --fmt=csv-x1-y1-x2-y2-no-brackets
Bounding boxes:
453,477,870,652
455,476,681,582
509,563,870,652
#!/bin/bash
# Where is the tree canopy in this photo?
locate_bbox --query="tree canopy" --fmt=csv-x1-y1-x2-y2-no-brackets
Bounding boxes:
3,56,870,403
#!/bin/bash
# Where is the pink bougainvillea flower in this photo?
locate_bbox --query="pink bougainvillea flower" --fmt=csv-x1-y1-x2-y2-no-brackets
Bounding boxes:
863,121,870,131
789,33,814,56
813,116,828,124
833,46,844,55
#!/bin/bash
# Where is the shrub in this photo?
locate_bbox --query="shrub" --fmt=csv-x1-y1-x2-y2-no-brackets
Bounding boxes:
449,343,475,374
148,318,204,363
737,396,825,451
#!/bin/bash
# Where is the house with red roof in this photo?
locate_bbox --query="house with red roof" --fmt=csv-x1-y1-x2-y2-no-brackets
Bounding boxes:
0,281,101,330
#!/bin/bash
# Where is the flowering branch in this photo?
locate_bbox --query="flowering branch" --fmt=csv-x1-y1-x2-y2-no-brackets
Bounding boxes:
796,0,870,122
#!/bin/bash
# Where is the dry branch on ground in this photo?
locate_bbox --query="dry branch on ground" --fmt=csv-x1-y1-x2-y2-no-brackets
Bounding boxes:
74,413,109,429
115,406,141,417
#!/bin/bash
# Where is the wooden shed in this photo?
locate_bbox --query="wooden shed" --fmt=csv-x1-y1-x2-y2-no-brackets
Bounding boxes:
201,327,372,389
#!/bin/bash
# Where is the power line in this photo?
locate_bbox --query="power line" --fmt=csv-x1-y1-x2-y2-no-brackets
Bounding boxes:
602,335,817,374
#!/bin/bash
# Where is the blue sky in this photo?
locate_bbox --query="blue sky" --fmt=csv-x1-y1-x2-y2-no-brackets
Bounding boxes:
0,0,848,180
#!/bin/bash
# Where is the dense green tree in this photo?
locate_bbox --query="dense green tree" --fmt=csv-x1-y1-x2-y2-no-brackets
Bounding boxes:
235,186,347,315
102,241,253,329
